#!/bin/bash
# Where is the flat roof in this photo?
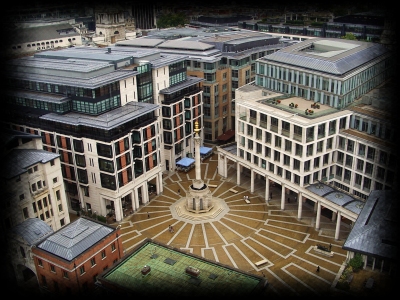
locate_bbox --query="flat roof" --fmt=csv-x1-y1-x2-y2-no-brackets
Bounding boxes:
260,38,390,75
40,101,159,130
97,239,266,296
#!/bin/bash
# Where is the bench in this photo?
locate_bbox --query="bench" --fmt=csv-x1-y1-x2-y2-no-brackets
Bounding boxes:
208,184,218,188
255,259,268,266
244,199,250,204
229,188,238,193
312,246,334,257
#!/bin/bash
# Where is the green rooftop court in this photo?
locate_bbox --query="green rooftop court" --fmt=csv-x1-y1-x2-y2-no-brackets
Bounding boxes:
97,239,267,296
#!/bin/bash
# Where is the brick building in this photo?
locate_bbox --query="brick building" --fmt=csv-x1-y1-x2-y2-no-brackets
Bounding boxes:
32,216,123,295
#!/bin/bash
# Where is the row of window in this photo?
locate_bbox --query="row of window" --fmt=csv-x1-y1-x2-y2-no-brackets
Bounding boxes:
37,244,116,278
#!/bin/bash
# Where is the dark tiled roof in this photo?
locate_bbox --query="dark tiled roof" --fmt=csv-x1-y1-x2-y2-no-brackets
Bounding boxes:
36,217,115,261
343,190,399,261
2,148,60,179
9,218,53,245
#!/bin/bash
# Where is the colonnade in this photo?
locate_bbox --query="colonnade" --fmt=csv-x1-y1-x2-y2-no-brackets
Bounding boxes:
219,154,354,241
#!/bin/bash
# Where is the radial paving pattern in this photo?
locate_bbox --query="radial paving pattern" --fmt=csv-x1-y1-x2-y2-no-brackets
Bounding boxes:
118,153,352,298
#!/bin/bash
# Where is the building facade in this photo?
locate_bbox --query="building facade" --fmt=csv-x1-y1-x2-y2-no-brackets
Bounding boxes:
217,38,396,241
32,217,123,295
1,129,70,231
116,27,292,143
3,45,203,222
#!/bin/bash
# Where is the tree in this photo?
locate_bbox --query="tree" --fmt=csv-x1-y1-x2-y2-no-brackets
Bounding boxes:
341,33,357,40
157,12,188,28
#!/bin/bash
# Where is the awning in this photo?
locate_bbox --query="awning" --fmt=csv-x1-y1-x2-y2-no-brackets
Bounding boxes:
199,146,212,155
176,157,195,167
217,129,235,141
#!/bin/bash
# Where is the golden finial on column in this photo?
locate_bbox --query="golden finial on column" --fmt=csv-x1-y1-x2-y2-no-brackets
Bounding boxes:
194,121,200,134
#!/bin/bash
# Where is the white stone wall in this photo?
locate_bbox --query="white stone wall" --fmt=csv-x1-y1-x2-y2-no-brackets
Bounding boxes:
119,75,138,105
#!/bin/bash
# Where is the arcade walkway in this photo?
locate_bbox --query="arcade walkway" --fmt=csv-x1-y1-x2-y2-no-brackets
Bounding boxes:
114,152,393,298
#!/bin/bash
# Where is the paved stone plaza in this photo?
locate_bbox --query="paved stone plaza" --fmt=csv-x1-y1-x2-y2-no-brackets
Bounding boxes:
116,152,394,298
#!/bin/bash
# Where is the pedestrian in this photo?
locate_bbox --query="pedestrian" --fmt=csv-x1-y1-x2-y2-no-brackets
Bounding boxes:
147,212,150,218
316,266,320,272
329,243,332,251
178,189,180,194
168,225,172,232
294,196,297,202
171,226,174,233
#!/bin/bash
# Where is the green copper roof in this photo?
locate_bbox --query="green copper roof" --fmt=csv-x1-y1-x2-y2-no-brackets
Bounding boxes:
98,239,266,296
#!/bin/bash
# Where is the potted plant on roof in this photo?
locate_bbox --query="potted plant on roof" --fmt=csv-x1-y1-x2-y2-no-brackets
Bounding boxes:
277,99,281,104
295,104,298,108
289,102,294,108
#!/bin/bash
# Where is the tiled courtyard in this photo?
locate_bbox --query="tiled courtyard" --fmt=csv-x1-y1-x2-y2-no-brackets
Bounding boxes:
114,152,394,298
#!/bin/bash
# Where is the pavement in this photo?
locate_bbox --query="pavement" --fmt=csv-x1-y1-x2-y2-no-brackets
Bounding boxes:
73,151,395,297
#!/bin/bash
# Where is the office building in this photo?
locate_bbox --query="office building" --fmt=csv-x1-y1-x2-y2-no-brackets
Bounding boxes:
116,26,294,143
3,45,203,223
216,37,396,262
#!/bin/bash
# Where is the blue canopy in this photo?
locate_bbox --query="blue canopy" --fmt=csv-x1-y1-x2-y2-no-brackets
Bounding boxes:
200,146,212,155
176,157,195,167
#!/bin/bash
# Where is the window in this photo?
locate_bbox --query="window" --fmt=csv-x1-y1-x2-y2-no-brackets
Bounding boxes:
111,243,116,252
50,265,56,273
53,177,58,183
63,270,69,279
38,259,43,267
58,204,63,212
91,257,96,267
101,250,106,259
56,190,61,200
41,275,47,288
79,265,85,275
23,207,29,219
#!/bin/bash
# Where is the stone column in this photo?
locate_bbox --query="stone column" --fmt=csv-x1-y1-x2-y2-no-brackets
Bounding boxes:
280,184,285,210
237,163,241,185
250,169,254,193
332,211,337,221
297,192,303,220
265,176,269,202
335,211,341,241
134,188,140,211
315,201,321,230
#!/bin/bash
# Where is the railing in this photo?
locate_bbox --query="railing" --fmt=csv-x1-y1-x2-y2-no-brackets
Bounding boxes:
270,125,278,133
293,133,302,142
260,121,267,129
281,128,290,137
